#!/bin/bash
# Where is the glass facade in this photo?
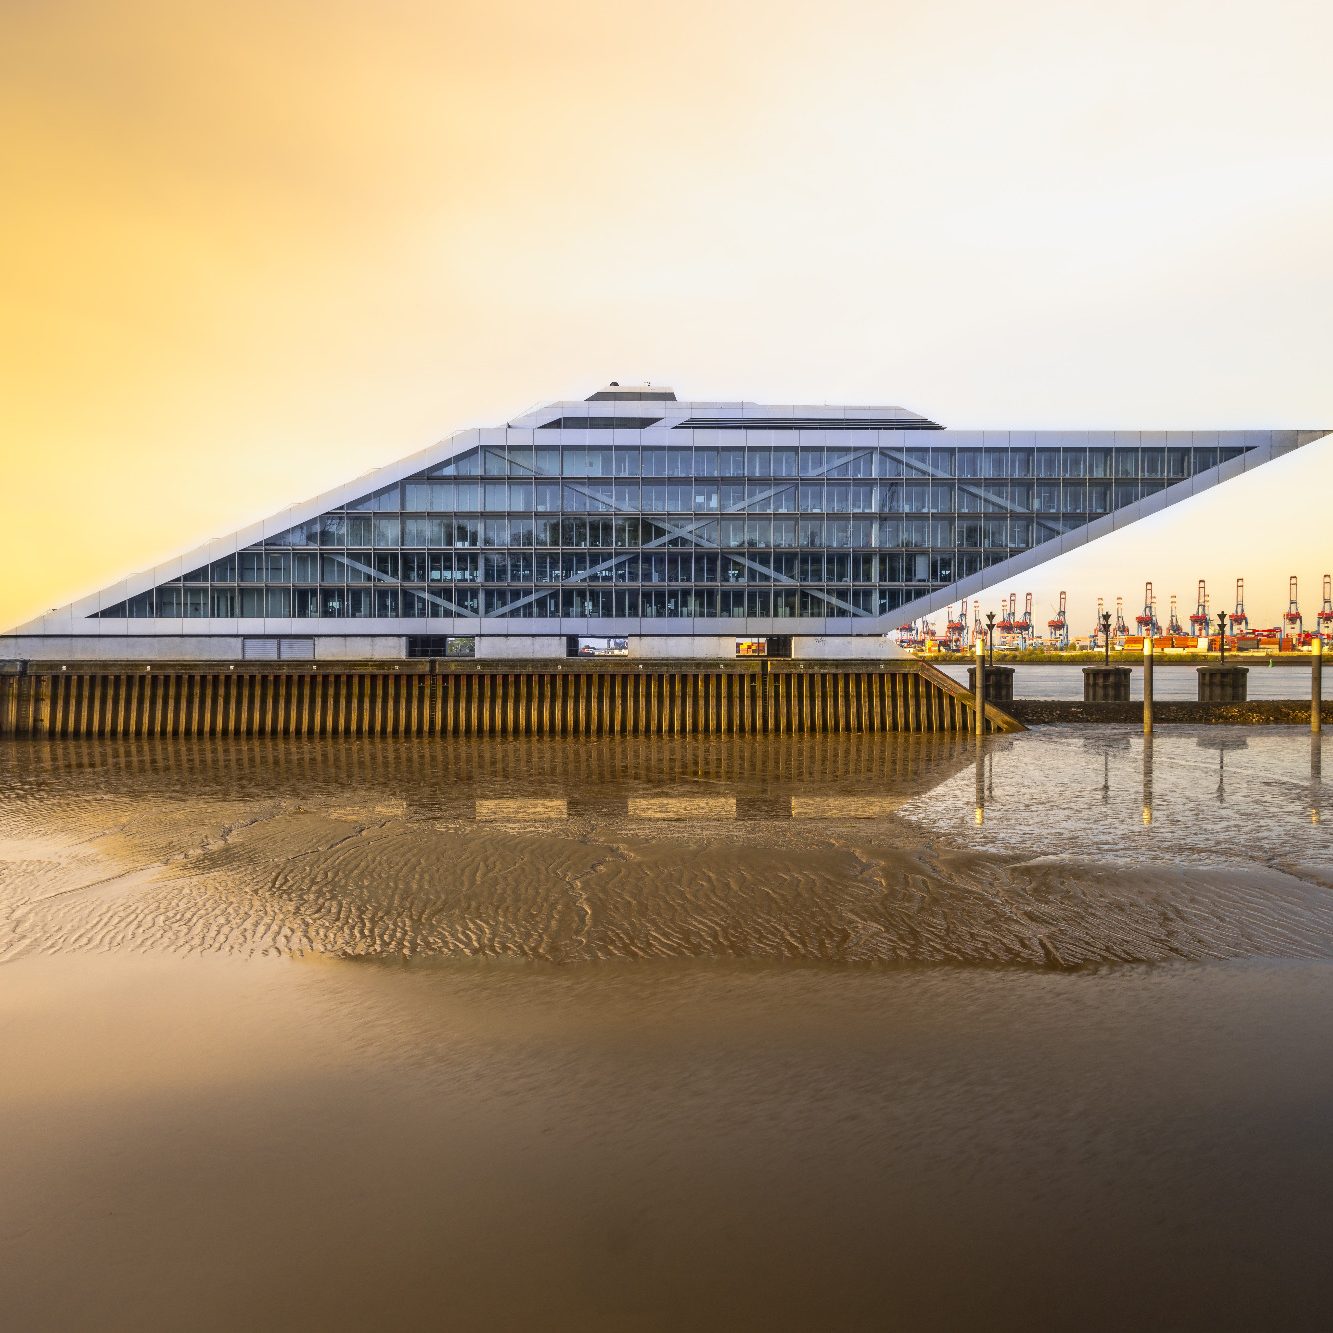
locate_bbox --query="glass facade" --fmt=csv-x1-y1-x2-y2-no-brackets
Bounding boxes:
95,428,1267,624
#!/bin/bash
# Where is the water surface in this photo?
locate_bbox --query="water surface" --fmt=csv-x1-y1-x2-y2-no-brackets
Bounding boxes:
2,732,1331,1331
939,660,1332,700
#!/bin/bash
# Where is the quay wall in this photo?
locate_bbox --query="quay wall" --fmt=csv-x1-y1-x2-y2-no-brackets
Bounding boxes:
0,660,1020,740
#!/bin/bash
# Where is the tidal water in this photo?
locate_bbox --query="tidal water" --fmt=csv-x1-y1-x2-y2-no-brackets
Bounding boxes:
939,660,1333,700
2,731,1331,1331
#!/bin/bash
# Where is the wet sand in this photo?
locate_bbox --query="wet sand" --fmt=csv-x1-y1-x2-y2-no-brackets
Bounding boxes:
2,733,1331,1331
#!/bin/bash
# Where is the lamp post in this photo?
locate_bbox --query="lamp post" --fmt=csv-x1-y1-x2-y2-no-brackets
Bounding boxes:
985,611,996,668
1101,611,1112,667
1216,610,1228,665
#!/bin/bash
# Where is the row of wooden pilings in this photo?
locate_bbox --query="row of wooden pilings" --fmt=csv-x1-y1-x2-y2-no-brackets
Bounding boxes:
0,661,1021,739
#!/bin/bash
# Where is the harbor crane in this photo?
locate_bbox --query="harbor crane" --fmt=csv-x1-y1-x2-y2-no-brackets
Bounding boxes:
1091,596,1106,647
946,599,968,650
1229,578,1248,635
1047,591,1069,650
1189,579,1211,637
1167,594,1184,636
1319,574,1333,643
1284,575,1303,639
1113,596,1129,643
1018,593,1034,648
1135,581,1160,637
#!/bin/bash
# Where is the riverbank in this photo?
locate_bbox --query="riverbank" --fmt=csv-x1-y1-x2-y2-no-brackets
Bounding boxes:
1007,698,1332,726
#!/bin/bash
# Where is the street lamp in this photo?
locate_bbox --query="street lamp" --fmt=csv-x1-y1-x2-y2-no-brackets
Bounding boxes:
985,611,996,668
1101,611,1112,667
1216,610,1228,665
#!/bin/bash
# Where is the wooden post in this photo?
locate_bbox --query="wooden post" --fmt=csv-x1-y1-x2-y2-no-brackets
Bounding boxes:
1314,635,1323,735
1143,634,1154,736
973,637,986,736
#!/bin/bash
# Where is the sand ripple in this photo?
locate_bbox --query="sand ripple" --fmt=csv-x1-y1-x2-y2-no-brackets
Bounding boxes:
2,733,1329,968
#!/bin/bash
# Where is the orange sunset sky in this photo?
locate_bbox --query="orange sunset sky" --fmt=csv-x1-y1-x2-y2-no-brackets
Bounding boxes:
3,0,1331,634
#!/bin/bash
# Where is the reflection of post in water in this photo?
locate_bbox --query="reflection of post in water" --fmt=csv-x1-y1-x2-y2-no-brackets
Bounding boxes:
1141,735,1154,826
974,735,986,825
1196,733,1249,805
1312,735,1324,825
1084,732,1130,807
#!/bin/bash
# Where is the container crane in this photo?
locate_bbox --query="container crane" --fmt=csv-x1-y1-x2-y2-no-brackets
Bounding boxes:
1135,581,1160,637
1319,574,1333,644
1047,591,1069,650
1091,596,1105,647
1113,596,1129,645
1189,579,1210,638
946,599,968,650
1167,594,1184,636
972,601,984,646
1018,593,1034,648
1228,578,1248,636
1284,575,1303,640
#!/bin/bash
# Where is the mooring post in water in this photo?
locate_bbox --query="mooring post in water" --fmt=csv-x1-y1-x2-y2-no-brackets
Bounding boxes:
972,636,987,736
1313,635,1322,735
1143,634,1154,736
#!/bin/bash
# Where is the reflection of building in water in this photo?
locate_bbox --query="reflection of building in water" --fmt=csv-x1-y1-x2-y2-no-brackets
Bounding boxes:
19,733,986,820
8,384,1327,663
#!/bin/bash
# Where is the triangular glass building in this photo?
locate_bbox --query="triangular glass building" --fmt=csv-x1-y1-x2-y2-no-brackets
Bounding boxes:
6,385,1327,661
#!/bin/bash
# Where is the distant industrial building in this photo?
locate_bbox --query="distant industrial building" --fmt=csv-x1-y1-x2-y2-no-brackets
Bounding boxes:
6,385,1325,661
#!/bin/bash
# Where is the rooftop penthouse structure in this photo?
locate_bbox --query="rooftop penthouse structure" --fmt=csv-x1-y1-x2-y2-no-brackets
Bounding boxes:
5,385,1326,662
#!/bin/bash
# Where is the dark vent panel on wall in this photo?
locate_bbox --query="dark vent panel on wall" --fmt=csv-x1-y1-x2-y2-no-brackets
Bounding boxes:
539,416,664,430
675,416,943,431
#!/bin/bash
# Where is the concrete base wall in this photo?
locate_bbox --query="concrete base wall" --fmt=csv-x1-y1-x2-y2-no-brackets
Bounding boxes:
0,634,411,663
629,636,737,660
475,635,566,660
1,635,247,662
796,636,902,660
4,631,907,665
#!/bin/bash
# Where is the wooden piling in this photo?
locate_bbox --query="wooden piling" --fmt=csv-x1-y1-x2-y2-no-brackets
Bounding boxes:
0,660,1021,740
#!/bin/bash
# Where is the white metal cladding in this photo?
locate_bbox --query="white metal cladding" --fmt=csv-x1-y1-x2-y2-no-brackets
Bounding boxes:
4,384,1328,655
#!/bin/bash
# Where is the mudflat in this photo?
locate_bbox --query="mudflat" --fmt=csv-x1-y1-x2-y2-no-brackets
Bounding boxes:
2,731,1330,1331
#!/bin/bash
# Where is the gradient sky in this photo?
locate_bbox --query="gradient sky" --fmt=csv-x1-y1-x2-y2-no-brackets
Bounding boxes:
3,0,1331,634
